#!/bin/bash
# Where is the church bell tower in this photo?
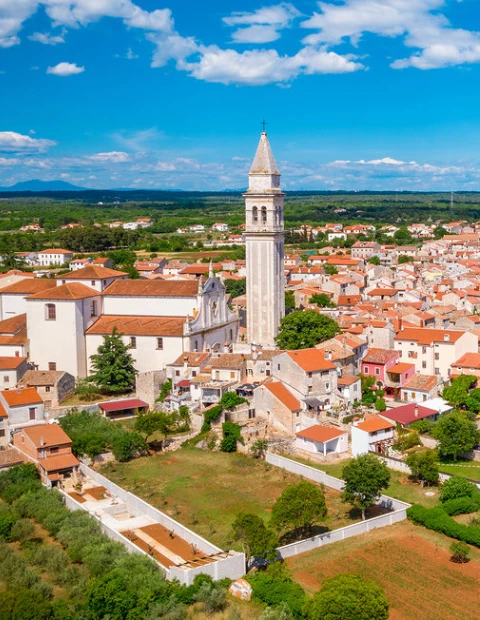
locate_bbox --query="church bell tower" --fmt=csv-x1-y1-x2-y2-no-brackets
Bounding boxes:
244,130,285,348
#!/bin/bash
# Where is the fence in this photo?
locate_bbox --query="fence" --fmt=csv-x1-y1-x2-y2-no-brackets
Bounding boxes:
72,464,245,585
265,452,410,559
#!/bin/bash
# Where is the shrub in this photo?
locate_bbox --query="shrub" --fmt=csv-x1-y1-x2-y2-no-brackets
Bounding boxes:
407,505,480,547
195,581,227,615
10,518,35,543
409,419,436,434
220,435,237,453
374,398,386,412
450,541,470,563
442,496,480,516
202,405,223,432
0,510,17,540
248,562,306,617
440,476,477,503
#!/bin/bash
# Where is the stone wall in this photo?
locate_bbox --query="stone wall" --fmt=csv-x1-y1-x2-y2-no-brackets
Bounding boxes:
136,370,165,408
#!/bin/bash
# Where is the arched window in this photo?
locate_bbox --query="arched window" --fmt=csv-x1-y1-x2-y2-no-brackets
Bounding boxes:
252,206,258,223
45,304,56,321
261,206,267,224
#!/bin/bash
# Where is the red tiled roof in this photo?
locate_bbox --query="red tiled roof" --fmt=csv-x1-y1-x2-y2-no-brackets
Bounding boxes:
363,348,399,364
0,356,26,370
0,280,57,295
337,375,360,386
387,362,415,374
356,417,395,433
452,352,480,370
296,425,346,442
98,399,148,413
394,328,466,344
264,382,301,412
382,404,438,425
38,249,72,255
22,424,72,448
2,387,42,407
40,453,79,472
27,283,99,300
58,265,127,280
286,349,336,372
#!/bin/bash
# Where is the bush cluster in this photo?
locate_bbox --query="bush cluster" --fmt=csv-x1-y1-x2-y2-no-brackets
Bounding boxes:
59,410,147,462
407,504,480,546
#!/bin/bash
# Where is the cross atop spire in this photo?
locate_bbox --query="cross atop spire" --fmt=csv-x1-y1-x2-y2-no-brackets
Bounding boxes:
261,119,267,133
249,130,279,175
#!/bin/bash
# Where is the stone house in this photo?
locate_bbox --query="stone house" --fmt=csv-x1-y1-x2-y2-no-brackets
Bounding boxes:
19,370,75,409
251,381,302,435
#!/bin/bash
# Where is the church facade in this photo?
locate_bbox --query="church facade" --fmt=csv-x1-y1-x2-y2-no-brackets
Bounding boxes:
0,264,240,379
244,131,285,349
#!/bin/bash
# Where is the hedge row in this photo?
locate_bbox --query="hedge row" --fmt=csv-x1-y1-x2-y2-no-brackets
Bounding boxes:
407,505,480,546
442,495,480,517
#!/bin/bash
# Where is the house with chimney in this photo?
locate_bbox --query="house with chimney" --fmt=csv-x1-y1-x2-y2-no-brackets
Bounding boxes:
12,423,79,486
351,417,395,456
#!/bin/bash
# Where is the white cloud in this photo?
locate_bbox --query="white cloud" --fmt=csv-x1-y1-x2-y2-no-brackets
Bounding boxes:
182,45,363,85
29,31,65,45
0,158,19,166
87,151,130,163
0,131,57,153
224,3,300,44
47,62,85,76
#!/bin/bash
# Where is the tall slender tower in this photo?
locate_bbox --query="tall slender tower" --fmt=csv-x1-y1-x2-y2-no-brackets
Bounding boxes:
244,130,285,348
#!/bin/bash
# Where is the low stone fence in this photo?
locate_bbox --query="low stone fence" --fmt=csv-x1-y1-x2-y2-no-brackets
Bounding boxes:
265,452,410,559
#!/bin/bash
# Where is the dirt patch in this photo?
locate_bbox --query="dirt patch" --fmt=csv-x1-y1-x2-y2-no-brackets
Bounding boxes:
140,523,215,565
288,521,480,620
121,530,175,568
68,491,86,503
85,486,108,501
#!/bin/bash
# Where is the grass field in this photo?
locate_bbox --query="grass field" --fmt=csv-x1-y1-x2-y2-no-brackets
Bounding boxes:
439,461,480,482
100,448,375,549
292,456,440,507
288,520,480,620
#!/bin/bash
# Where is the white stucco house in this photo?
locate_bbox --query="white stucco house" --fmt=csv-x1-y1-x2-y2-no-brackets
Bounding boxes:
295,425,348,459
351,417,395,457
36,249,73,266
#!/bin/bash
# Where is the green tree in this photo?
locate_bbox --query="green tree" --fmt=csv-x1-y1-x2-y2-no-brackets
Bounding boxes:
89,328,136,394
324,264,338,276
309,293,336,308
225,278,246,299
220,391,246,410
442,375,476,408
275,310,341,350
250,439,268,459
432,412,478,461
393,227,413,245
342,454,390,520
374,398,386,412
271,481,327,538
450,541,470,563
440,476,477,503
304,574,389,620
230,513,278,565
368,255,381,266
405,450,439,486
285,290,295,311
134,411,163,443
10,518,35,543
397,254,413,264
433,225,448,239
111,432,147,462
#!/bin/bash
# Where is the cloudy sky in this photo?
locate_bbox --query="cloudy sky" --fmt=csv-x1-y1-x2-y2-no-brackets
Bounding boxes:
1,0,480,190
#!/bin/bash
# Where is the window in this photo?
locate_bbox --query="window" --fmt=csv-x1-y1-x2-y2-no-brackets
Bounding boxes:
29,408,36,421
422,361,427,369
50,446,58,454
45,303,56,321
90,300,97,317
375,368,380,375
277,364,281,371
252,206,258,223
248,409,256,419
192,371,197,377
45,386,50,392
230,371,235,379
0,429,5,438
48,362,56,371
308,372,312,378
266,369,271,377
435,367,440,375
157,337,164,350
422,346,427,354
229,329,233,341
326,383,330,390
411,392,415,399
194,340,198,351
3,376,8,384
175,370,180,377
261,206,267,224
130,337,136,349
435,352,439,361
363,366,369,374
91,280,95,287
422,394,427,401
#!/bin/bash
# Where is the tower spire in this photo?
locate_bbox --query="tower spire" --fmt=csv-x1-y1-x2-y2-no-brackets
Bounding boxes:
249,131,279,176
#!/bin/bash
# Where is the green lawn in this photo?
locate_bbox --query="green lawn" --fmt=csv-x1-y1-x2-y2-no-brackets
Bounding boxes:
438,461,480,482
291,456,440,507
100,448,371,549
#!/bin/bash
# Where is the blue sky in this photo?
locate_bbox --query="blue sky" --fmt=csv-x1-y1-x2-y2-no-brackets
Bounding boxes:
1,0,480,190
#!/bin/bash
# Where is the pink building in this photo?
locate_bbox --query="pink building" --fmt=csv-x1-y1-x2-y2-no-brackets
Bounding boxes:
362,348,400,382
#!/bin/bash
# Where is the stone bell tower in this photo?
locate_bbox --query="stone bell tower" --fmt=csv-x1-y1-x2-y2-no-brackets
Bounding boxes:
244,130,285,348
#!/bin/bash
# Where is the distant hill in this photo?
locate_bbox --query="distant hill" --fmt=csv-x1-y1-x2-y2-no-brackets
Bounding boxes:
0,179,90,192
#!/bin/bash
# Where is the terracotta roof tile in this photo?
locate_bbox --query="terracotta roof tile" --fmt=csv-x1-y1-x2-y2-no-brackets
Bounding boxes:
296,425,346,442
57,265,128,280
19,370,65,387
0,313,26,335
0,356,27,370
402,374,438,391
103,279,199,297
356,417,395,433
285,349,336,372
0,280,57,295
395,328,466,345
363,348,399,364
2,387,42,407
86,315,186,337
40,453,79,472
27,283,99,300
264,382,301,411
452,352,480,370
22,424,72,448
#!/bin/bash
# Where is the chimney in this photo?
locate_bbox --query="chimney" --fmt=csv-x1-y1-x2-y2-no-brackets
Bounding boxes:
325,350,332,361
40,436,45,447
444,333,450,342
414,404,419,418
